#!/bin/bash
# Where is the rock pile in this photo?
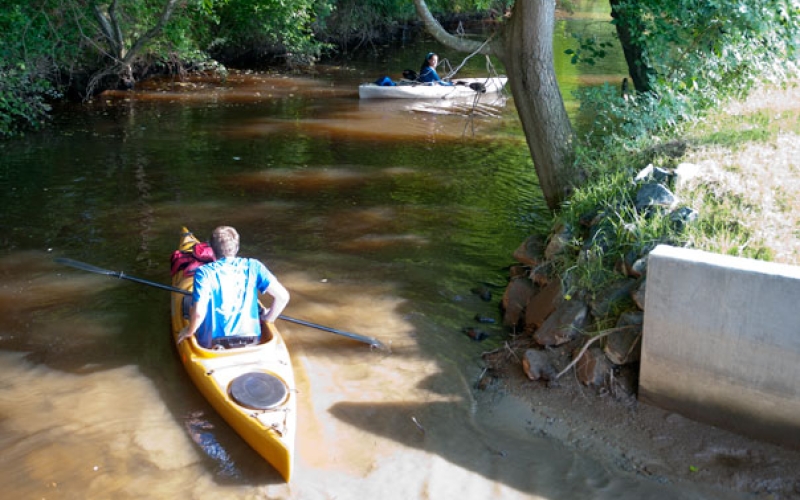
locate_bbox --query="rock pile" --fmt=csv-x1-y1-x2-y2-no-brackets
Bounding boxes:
495,162,701,392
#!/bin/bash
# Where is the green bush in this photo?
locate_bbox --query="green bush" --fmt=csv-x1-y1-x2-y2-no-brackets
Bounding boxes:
0,62,60,138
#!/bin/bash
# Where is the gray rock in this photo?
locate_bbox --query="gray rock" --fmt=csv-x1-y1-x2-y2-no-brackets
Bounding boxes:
604,312,644,365
513,235,546,267
522,349,558,381
590,278,638,319
631,279,646,310
670,206,699,231
635,183,678,213
534,299,590,347
575,347,614,386
635,164,674,184
615,251,647,278
631,257,648,277
545,224,573,260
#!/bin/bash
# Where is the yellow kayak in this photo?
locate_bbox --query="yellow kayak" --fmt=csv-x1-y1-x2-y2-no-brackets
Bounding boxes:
170,227,297,481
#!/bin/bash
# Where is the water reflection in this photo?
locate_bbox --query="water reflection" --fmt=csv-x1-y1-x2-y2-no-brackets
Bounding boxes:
102,72,352,104
184,410,246,480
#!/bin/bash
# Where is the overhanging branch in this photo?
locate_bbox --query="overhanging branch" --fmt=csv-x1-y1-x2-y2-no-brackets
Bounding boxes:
412,0,492,55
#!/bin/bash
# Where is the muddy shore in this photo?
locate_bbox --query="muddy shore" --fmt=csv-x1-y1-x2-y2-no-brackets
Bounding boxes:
479,345,800,499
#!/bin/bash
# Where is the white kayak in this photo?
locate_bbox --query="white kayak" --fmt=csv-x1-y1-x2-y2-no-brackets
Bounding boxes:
358,77,508,100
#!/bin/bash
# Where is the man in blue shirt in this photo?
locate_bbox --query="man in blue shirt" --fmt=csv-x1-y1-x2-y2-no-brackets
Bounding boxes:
177,226,290,348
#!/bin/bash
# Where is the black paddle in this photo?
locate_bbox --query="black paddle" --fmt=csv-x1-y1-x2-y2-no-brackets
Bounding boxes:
54,257,386,350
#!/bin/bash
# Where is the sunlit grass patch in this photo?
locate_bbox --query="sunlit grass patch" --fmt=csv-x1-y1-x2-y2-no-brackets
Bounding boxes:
678,182,773,261
553,81,800,301
693,111,774,150
680,141,800,265
699,127,772,149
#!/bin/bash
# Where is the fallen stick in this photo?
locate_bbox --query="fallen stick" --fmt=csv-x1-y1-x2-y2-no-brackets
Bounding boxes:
554,325,641,380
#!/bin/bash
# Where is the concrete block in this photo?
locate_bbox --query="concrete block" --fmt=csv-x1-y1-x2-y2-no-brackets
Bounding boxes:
640,245,800,448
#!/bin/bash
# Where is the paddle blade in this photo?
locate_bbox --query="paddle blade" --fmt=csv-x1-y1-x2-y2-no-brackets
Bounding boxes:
54,257,190,295
54,257,120,276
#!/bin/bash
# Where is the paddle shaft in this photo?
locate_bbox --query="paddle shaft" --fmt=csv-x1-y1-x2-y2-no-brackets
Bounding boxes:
54,257,385,349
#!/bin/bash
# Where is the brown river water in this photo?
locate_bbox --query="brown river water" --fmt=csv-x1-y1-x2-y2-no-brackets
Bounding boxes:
0,4,749,499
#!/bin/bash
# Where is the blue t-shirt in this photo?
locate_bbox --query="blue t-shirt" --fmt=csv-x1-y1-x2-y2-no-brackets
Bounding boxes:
418,66,453,86
192,257,274,347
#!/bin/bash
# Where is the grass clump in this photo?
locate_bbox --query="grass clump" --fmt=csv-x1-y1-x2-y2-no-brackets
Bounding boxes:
544,80,800,303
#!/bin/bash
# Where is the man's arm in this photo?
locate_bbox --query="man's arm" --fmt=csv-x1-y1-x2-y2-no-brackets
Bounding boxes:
178,301,207,344
262,280,290,323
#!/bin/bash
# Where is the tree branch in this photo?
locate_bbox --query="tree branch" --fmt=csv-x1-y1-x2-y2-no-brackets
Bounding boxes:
412,0,493,55
92,2,121,59
554,325,640,380
108,0,125,59
123,0,180,66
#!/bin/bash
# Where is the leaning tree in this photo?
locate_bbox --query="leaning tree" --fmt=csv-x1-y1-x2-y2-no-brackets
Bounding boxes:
89,0,183,93
414,0,577,210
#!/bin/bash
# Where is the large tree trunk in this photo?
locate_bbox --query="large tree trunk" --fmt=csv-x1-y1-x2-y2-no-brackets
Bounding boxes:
499,1,576,209
413,0,577,210
610,0,653,93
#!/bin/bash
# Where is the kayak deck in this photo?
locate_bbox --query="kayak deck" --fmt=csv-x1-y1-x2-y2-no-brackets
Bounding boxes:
170,227,297,481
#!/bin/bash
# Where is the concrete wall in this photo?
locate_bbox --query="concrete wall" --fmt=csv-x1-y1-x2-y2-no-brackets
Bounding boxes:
640,245,800,448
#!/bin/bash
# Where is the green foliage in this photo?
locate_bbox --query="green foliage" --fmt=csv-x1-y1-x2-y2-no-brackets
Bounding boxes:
212,0,334,64
0,1,87,67
0,61,60,138
0,0,338,131
0,2,76,136
616,0,800,100
570,8,798,290
321,0,498,50
321,0,414,48
564,33,614,66
425,0,499,13
574,82,699,151
568,0,800,144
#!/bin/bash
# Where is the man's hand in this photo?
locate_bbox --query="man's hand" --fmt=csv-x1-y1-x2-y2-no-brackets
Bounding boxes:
177,326,194,345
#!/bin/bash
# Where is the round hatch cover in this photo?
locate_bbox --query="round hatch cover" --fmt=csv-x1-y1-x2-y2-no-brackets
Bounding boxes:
229,372,288,410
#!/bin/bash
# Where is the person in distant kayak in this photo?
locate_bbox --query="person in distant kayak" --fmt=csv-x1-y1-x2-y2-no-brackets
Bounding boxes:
177,226,290,349
418,52,453,86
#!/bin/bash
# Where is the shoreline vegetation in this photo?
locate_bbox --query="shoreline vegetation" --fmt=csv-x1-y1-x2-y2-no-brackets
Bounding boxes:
484,81,800,498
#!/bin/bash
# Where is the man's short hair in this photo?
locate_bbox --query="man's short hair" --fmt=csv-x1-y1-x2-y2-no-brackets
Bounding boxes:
211,226,240,258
